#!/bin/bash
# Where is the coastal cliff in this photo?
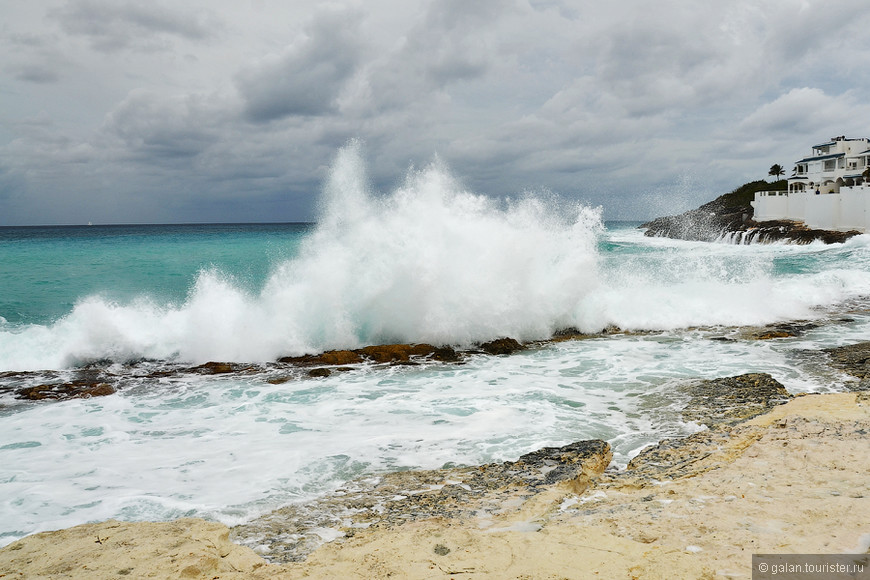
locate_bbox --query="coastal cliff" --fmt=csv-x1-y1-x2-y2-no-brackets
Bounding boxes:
641,180,861,244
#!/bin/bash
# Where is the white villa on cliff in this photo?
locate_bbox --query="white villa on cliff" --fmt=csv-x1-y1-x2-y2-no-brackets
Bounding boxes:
752,136,870,232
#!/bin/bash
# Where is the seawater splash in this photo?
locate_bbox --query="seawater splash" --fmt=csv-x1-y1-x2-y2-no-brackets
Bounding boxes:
262,143,604,352
0,144,603,370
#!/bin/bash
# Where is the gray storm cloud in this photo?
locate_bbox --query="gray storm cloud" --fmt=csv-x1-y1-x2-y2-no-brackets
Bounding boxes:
2,0,870,225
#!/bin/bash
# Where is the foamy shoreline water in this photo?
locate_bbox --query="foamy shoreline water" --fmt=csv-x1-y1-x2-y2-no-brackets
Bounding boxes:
2,391,868,579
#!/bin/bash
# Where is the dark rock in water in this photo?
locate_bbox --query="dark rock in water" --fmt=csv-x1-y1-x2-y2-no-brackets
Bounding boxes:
359,344,420,363
278,344,460,366
266,376,292,385
678,373,792,429
641,180,861,244
16,381,115,401
823,342,870,379
192,362,247,374
740,321,820,340
550,328,599,342
280,350,364,366
478,337,524,355
307,368,331,378
232,439,611,563
428,346,462,362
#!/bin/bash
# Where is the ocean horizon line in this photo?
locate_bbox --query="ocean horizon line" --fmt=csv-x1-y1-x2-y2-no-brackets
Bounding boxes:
0,218,647,229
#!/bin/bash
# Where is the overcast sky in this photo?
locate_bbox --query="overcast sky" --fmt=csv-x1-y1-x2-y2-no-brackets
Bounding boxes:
3,0,870,225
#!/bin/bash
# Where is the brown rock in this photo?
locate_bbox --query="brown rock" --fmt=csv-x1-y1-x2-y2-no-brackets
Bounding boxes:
359,344,415,363
478,337,524,355
278,344,460,368
319,350,364,365
193,362,235,374
16,382,116,401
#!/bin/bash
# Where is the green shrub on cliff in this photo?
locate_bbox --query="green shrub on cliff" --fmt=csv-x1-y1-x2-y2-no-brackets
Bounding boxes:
719,179,787,210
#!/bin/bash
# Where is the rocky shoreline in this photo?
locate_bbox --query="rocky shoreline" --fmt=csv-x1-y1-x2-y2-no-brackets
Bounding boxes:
0,338,524,405
2,340,870,578
641,179,862,244
0,319,852,406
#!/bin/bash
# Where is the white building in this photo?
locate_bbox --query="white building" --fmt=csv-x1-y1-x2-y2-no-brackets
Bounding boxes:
752,136,870,232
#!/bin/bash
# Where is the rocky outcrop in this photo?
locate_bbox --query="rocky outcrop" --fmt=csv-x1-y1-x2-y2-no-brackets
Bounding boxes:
677,373,792,428
15,381,115,401
278,343,461,366
641,179,861,244
11,367,118,401
477,337,525,355
232,440,611,562
823,341,870,390
192,361,256,374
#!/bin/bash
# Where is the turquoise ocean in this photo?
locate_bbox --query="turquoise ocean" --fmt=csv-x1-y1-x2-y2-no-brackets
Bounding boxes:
2,147,870,547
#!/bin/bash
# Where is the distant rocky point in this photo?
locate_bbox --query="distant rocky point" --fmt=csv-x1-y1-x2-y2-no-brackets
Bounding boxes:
641,180,861,244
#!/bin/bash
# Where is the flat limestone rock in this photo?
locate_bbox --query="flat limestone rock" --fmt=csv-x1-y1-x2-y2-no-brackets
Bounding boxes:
0,518,267,579
232,439,612,562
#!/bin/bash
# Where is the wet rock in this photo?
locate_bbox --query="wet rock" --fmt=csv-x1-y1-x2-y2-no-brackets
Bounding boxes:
740,321,820,340
307,368,331,378
359,344,418,363
279,344,460,367
426,346,462,362
266,376,292,385
280,351,364,366
678,373,792,429
192,362,237,374
478,338,524,355
550,328,600,342
16,381,116,401
823,341,870,379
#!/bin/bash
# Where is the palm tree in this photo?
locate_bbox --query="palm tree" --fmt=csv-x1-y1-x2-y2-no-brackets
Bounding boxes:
768,164,785,180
